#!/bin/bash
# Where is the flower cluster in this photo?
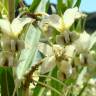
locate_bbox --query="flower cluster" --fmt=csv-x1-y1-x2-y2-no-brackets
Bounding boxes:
38,7,96,82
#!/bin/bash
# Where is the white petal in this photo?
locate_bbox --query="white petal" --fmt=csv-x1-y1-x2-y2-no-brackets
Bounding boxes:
63,7,81,29
38,42,54,56
65,45,76,58
49,15,65,32
73,31,90,52
40,56,56,74
0,19,11,35
11,17,32,37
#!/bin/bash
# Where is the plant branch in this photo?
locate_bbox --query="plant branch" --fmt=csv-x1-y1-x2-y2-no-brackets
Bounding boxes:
22,59,44,96
23,59,44,88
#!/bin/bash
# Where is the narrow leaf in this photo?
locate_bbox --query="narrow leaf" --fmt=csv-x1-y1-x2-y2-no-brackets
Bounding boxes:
0,67,15,96
67,0,74,8
16,24,41,80
74,0,81,7
57,0,67,15
35,0,48,12
50,67,63,96
32,75,47,96
29,0,41,12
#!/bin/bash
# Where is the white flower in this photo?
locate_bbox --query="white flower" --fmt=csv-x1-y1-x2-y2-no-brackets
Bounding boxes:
40,7,85,32
39,44,73,79
63,7,84,29
64,45,76,58
73,31,90,53
73,31,96,53
0,17,33,37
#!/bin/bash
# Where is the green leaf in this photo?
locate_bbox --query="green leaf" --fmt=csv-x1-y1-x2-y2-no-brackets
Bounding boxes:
1,0,8,10
29,0,41,12
74,0,81,7
45,0,50,13
91,43,96,52
15,0,19,8
35,0,48,12
89,32,96,50
77,82,88,96
16,24,41,80
0,67,15,96
76,19,82,32
32,74,47,96
57,0,67,15
32,72,63,96
0,0,8,15
17,83,26,96
67,0,74,8
50,67,63,96
31,50,44,65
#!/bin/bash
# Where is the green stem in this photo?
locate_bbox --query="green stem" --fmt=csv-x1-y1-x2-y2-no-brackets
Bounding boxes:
34,80,63,96
8,0,15,22
33,74,65,86
77,81,88,96
23,88,29,96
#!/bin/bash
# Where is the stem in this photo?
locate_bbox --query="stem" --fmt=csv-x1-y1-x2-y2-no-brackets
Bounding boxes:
22,59,44,96
8,0,15,22
23,88,29,96
77,80,89,96
12,80,21,96
34,80,63,96
33,74,65,86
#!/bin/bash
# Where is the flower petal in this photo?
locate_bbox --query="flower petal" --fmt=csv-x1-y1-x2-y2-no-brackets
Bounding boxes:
40,56,56,74
11,17,33,37
38,42,54,56
73,31,90,52
65,45,76,58
48,15,65,32
0,19,11,35
63,7,82,29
